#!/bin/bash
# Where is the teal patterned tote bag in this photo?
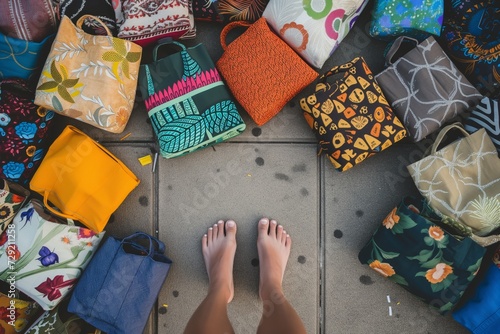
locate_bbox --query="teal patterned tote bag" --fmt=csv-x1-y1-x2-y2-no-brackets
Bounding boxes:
138,40,246,159
358,197,486,314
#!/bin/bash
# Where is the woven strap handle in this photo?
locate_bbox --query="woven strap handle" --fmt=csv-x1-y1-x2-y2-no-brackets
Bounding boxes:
220,21,252,51
76,14,112,37
122,232,166,256
320,56,364,81
431,123,470,154
42,192,80,221
152,39,186,61
385,36,418,65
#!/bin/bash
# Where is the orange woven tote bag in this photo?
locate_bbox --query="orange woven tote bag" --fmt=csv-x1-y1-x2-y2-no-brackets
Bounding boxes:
216,18,318,126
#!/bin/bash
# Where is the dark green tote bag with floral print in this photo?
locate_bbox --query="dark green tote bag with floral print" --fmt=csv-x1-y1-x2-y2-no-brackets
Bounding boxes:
358,197,486,314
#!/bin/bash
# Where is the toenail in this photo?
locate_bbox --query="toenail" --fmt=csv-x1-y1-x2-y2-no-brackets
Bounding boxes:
271,220,277,225
227,220,235,227
260,218,269,224
209,227,212,230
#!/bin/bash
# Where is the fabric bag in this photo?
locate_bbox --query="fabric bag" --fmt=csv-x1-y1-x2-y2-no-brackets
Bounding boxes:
25,297,95,334
34,15,142,134
68,232,172,334
0,200,104,310
60,0,119,36
29,125,140,233
118,0,196,46
299,57,407,172
0,33,54,81
369,0,444,40
262,0,369,68
358,196,486,314
0,79,56,185
216,18,318,126
218,0,269,22
193,0,222,22
138,40,246,159
453,248,500,333
439,0,500,99
407,123,500,237
0,0,58,42
0,179,30,232
0,291,41,333
375,36,482,142
465,97,500,153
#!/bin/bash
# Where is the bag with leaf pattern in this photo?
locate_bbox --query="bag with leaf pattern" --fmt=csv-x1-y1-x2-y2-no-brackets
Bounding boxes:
34,15,142,134
138,40,246,159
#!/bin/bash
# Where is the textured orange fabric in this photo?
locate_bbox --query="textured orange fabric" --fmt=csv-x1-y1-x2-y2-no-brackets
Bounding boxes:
216,18,318,126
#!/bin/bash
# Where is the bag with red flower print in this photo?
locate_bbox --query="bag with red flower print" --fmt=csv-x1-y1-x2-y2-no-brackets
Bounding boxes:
0,200,104,311
358,196,486,314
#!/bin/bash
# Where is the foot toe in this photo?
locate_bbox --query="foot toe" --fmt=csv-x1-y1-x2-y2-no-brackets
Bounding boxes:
207,227,213,245
225,220,237,238
217,220,225,237
258,218,270,235
269,220,278,238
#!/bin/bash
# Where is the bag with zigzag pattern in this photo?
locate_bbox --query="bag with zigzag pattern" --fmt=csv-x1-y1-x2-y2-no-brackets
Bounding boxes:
138,40,246,159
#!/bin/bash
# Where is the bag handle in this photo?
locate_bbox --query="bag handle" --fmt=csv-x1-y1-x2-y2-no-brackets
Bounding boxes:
431,123,470,154
385,36,419,65
220,21,252,51
76,15,112,37
122,232,166,256
152,39,187,62
42,193,81,221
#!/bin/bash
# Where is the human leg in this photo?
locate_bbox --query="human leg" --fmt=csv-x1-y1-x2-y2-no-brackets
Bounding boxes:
184,220,237,334
256,218,307,334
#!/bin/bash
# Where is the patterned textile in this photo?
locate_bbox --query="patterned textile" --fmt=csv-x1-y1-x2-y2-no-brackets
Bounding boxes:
0,200,104,311
465,97,500,153
407,124,500,237
299,57,407,172
216,18,318,126
139,41,245,158
440,0,500,98
0,79,56,185
0,292,41,333
218,0,269,22
0,33,54,81
193,0,222,21
263,0,368,68
60,0,119,36
369,0,443,40
35,16,142,133
358,196,486,314
118,0,196,46
0,179,29,233
376,36,482,142
0,0,58,42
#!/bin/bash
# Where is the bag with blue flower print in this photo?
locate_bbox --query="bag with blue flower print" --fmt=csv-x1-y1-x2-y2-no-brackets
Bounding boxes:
34,15,142,133
358,196,486,314
0,199,104,311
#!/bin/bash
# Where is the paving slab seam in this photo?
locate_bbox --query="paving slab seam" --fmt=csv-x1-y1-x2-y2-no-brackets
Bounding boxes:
319,155,326,334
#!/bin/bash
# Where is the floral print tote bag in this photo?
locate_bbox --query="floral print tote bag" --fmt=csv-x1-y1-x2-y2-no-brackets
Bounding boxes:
358,196,486,314
0,200,104,310
34,15,142,134
407,123,500,237
0,179,29,233
0,292,41,333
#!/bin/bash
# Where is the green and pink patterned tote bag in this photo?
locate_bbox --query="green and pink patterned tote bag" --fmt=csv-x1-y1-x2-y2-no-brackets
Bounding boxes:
0,200,104,310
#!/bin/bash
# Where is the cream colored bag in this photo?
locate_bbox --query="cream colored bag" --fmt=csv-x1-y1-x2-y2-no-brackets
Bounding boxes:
35,15,142,133
407,123,500,237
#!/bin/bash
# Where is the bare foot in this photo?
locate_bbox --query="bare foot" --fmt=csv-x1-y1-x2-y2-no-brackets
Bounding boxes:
257,218,291,301
201,220,237,303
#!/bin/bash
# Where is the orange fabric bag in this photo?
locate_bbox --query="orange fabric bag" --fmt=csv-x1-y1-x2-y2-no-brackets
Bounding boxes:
216,18,318,126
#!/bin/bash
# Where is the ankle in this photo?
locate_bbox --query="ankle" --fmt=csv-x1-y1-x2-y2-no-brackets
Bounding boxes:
208,282,232,300
260,284,284,302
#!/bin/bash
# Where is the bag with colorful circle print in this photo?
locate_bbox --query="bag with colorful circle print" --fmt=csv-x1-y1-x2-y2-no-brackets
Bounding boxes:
358,196,486,314
0,79,57,186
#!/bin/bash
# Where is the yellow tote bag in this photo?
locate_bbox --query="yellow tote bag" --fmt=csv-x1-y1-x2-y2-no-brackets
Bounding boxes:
30,125,140,232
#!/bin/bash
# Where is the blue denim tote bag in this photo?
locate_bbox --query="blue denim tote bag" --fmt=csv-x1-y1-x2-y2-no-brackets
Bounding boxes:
68,232,172,334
